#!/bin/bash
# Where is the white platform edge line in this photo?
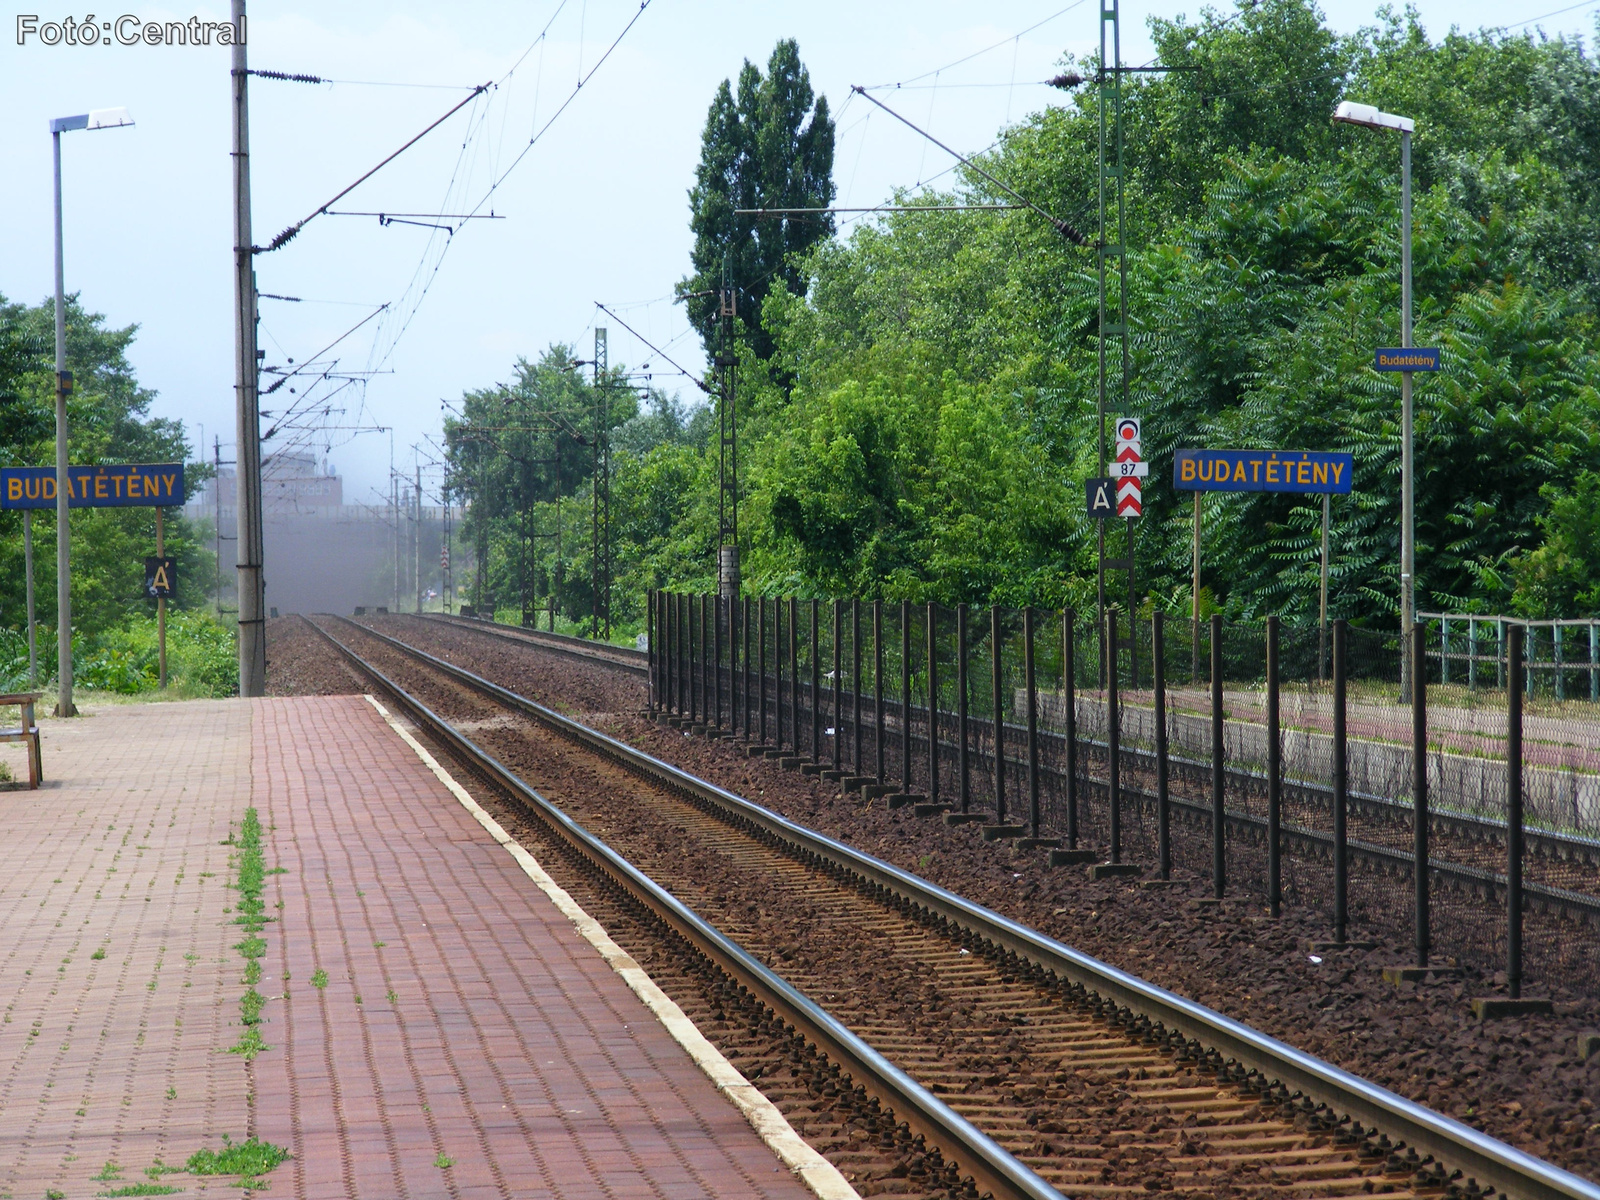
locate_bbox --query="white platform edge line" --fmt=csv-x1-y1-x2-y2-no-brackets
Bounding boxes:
362,694,860,1200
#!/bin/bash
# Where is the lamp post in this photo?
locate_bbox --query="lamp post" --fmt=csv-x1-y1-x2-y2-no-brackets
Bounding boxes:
50,106,134,718
1333,99,1417,700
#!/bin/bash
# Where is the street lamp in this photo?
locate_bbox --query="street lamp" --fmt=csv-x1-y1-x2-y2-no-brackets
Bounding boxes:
1333,99,1418,699
51,106,134,717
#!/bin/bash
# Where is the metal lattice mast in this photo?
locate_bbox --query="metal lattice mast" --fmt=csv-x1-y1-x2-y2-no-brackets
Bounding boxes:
591,327,611,638
1097,0,1133,671
716,253,740,599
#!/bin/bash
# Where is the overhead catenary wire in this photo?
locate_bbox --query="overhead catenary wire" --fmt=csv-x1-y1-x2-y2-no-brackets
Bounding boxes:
260,304,389,398
258,85,489,252
461,0,655,221
594,304,712,395
848,87,1088,244
861,0,1093,90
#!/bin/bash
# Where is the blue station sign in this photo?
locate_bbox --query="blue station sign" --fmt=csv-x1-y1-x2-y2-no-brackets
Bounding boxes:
0,463,185,510
1172,450,1353,495
1374,347,1441,372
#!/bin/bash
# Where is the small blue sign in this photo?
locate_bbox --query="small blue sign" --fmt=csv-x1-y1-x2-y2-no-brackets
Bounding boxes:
1173,450,1353,494
0,464,185,510
1374,347,1441,372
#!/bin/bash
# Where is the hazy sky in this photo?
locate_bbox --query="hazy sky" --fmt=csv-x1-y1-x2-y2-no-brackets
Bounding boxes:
1,0,1591,505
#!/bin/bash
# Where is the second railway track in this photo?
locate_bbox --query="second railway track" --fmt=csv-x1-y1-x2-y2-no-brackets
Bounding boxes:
306,613,1600,1200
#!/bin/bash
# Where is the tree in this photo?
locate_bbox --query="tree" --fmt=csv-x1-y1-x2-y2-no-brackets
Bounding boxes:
0,292,208,642
681,39,835,361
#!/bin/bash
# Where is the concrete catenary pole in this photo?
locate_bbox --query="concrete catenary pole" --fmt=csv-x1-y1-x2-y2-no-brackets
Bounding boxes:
232,0,267,694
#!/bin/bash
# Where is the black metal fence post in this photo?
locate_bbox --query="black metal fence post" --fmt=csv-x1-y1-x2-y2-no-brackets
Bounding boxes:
958,604,970,817
788,597,801,755
927,602,940,810
1507,623,1525,999
758,596,768,747
1413,620,1429,966
689,594,699,725
899,600,912,797
874,600,885,782
1266,615,1281,917
852,599,863,775
991,606,1006,825
1108,608,1121,864
702,594,712,730
775,598,787,752
646,589,655,713
729,592,739,734
1065,609,1078,850
742,596,752,738
714,594,724,730
1025,606,1040,840
1211,613,1225,898
675,594,685,717
810,599,821,765
1154,611,1170,880
832,600,843,775
656,591,666,715
1333,618,1349,943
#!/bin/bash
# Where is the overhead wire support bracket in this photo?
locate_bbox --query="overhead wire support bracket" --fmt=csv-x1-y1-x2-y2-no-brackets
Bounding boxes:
256,83,489,253
848,86,1088,245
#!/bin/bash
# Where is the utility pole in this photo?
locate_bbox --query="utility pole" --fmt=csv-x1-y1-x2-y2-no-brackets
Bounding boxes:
716,253,740,599
232,0,266,694
442,495,453,614
414,460,423,613
214,437,222,615
391,471,400,611
476,454,488,617
591,328,611,639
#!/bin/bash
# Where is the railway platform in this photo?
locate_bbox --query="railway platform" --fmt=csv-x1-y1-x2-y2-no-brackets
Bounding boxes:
0,695,828,1199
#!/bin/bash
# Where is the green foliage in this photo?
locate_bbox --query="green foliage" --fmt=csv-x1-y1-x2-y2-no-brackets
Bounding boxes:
184,1135,289,1178
0,292,215,646
60,611,238,697
681,39,836,359
1513,473,1600,615
458,2,1600,626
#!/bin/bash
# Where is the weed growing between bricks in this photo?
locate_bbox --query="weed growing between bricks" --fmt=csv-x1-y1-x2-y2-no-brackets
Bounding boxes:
183,808,291,1190
227,809,268,1060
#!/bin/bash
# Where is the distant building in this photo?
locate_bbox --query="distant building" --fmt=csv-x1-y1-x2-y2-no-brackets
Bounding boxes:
186,454,465,618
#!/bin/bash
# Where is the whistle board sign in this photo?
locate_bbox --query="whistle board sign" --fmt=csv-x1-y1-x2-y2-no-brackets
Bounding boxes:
1172,450,1353,494
1374,347,1440,371
0,464,185,509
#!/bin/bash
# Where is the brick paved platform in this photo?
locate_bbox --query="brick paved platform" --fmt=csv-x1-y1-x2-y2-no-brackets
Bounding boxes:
0,699,252,1198
254,694,819,1199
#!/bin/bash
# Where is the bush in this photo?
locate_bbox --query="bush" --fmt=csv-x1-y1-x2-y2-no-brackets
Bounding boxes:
0,610,238,698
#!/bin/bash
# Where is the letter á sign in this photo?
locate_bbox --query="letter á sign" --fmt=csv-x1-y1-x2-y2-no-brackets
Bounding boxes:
1085,476,1115,520
144,556,176,601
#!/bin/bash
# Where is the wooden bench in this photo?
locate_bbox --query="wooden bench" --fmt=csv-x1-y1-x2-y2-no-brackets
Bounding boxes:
0,693,42,788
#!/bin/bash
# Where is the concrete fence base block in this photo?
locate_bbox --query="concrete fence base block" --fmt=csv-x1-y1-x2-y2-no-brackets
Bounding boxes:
1471,996,1555,1019
1088,862,1143,880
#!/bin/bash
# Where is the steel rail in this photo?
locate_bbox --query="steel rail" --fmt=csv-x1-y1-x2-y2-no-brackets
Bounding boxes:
319,615,1600,1200
410,611,646,673
307,616,1060,1200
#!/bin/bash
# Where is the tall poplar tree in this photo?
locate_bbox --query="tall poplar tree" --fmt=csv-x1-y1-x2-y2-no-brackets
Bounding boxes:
681,39,835,361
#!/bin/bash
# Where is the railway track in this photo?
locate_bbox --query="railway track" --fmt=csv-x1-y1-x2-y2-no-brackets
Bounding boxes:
413,611,646,673
394,611,1600,931
306,613,1600,1200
